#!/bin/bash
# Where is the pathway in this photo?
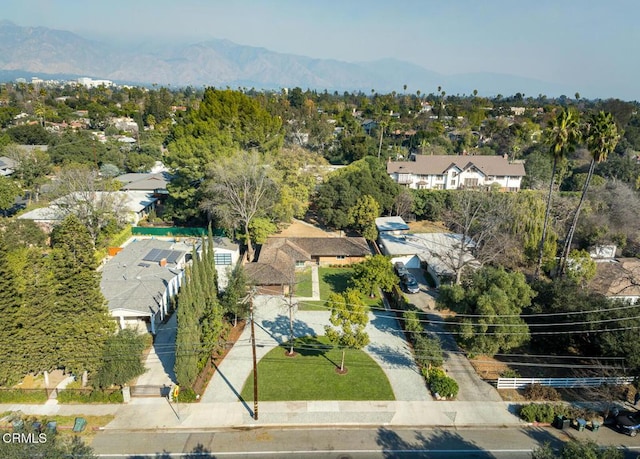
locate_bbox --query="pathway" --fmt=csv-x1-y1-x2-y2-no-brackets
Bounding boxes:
135,312,177,386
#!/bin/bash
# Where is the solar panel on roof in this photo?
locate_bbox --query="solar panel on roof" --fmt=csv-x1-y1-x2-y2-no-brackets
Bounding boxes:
142,248,184,264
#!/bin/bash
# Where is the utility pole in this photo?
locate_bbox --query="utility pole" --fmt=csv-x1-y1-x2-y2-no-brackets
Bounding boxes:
377,122,384,159
249,293,259,420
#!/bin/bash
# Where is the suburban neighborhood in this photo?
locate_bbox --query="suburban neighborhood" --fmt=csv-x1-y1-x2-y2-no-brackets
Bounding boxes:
0,9,640,459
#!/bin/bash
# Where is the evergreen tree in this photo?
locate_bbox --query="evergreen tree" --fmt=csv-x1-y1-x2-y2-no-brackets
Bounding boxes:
174,265,200,387
0,234,21,385
50,215,114,376
15,248,57,377
221,264,248,326
93,329,147,388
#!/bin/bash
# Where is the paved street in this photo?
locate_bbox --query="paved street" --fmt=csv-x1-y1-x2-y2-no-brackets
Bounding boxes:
90,426,640,458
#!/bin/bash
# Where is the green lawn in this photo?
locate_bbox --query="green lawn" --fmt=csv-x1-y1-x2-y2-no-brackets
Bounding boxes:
240,336,395,401
299,267,384,311
294,268,313,297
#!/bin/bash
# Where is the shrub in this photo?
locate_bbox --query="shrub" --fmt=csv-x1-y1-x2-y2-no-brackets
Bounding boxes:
403,310,423,338
0,389,48,404
428,369,459,399
500,368,521,378
176,387,198,403
519,403,560,423
414,334,444,369
57,389,123,404
523,383,561,401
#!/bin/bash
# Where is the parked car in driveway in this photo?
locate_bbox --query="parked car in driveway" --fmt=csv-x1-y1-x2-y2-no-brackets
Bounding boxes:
616,412,640,436
394,261,409,278
401,273,420,294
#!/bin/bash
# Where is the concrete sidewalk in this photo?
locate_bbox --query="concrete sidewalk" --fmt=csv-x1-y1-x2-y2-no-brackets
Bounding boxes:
0,398,523,430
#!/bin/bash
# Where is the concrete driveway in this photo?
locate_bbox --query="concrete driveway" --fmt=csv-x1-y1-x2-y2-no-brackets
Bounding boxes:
405,269,503,402
201,295,431,405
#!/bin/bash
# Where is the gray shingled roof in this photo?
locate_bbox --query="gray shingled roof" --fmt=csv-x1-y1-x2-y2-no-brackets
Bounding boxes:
387,154,526,177
100,239,188,315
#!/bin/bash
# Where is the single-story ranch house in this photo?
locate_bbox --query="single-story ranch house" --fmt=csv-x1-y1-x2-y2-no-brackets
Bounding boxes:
387,154,525,191
245,236,371,295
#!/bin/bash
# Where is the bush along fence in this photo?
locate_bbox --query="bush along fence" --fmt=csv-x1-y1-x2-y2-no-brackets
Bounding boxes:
386,286,459,399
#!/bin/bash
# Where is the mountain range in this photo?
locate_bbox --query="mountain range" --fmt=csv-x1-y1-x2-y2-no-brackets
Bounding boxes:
0,20,572,97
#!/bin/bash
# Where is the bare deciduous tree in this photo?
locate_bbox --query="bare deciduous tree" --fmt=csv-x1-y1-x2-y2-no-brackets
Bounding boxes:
441,190,515,283
52,166,128,244
200,151,278,262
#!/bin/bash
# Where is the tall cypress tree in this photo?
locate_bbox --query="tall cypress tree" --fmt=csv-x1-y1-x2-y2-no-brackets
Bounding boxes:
50,215,114,376
174,265,200,386
0,234,21,385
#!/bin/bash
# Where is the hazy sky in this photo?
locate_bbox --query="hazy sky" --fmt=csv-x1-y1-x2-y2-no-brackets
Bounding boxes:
3,0,639,100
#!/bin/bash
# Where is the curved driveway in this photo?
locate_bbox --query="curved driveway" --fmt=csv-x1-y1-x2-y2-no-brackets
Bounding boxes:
201,295,431,403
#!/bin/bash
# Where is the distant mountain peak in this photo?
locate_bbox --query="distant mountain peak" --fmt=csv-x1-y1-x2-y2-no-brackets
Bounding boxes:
0,22,572,97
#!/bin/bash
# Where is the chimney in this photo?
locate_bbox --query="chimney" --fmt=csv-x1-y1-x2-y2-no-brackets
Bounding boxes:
159,258,167,267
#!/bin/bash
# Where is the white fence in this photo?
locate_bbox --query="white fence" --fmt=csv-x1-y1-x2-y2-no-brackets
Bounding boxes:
496,377,635,390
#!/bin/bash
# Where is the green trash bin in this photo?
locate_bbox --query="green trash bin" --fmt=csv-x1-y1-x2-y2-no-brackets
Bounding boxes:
591,420,601,432
576,418,587,432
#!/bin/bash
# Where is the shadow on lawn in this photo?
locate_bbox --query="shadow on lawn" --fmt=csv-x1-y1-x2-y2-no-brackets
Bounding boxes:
322,270,352,294
287,336,340,368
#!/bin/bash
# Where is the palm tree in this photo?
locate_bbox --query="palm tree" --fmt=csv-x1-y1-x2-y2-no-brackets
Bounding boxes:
558,111,619,276
534,108,581,278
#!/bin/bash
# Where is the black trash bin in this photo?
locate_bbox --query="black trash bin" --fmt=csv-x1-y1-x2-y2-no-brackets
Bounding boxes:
555,415,570,430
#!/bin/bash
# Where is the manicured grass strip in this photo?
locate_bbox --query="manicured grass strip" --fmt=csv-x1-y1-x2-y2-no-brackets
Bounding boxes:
241,336,394,401
318,267,352,299
294,268,313,297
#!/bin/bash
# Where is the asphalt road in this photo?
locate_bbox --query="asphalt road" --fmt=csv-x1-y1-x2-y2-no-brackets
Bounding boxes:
90,426,640,458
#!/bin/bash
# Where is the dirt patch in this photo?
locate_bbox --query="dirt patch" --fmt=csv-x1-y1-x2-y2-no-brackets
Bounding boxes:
15,370,67,389
275,218,342,238
469,355,510,380
408,220,449,233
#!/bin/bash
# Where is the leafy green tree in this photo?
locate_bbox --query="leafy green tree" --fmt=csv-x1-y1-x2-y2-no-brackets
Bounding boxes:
5,145,51,203
0,176,19,211
350,255,398,298
6,123,50,144
93,329,147,388
165,88,283,222
201,151,279,262
559,111,619,275
438,267,533,355
221,264,248,326
324,289,370,372
315,157,399,229
536,108,581,277
50,215,115,376
248,217,278,245
348,194,380,241
564,249,597,285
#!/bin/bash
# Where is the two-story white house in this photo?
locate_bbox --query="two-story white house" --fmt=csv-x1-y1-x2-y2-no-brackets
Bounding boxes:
387,154,526,191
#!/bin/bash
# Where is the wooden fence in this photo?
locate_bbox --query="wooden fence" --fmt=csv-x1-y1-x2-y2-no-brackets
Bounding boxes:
496,376,635,389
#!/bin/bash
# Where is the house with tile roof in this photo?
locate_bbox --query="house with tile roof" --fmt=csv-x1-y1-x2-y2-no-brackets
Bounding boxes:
245,236,371,295
387,154,525,191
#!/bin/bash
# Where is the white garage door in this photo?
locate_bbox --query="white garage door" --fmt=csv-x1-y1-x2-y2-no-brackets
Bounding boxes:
390,255,421,269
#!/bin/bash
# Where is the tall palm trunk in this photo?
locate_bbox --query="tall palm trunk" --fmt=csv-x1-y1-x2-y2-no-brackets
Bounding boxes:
558,158,595,276
535,157,558,278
